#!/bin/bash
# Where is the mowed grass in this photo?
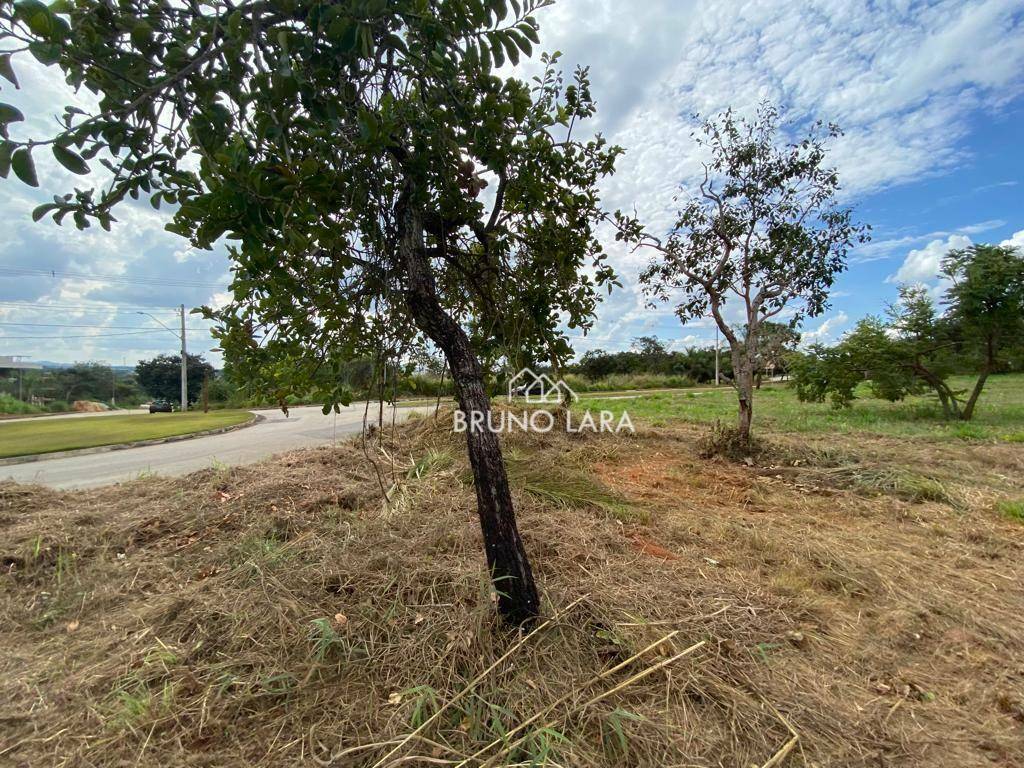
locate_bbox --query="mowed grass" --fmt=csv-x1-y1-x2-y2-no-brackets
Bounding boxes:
0,410,254,458
577,373,1024,442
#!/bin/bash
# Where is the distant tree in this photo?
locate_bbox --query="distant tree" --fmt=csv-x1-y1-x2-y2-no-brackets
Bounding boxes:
942,244,1024,419
135,354,215,406
46,362,136,404
749,321,800,387
626,103,869,446
631,335,668,357
790,245,1024,419
1,1,621,624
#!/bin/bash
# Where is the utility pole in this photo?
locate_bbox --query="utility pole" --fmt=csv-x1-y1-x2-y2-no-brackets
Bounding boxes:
137,307,189,411
179,304,188,412
111,363,116,407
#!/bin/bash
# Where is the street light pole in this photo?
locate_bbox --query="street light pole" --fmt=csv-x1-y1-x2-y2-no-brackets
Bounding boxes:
179,304,188,412
137,307,189,411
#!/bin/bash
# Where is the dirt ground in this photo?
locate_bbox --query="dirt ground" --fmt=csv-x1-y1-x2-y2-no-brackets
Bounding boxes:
1,413,1022,767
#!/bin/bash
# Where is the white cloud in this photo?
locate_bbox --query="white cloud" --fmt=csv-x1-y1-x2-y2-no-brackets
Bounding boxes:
801,312,850,346
3,0,1024,363
529,0,1024,352
887,234,972,284
1001,229,1024,251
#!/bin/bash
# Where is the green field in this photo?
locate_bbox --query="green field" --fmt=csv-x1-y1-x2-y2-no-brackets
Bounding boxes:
0,410,255,459
577,373,1024,442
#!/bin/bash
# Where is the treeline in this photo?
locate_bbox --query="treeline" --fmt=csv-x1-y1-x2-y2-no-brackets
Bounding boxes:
1,355,227,414
569,336,729,386
788,244,1024,421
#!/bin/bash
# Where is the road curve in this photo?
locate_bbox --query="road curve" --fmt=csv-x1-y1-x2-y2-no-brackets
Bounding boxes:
2,404,433,490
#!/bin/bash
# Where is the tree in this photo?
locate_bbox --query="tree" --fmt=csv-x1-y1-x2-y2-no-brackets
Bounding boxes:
792,245,1024,420
624,103,869,445
749,321,800,387
1,0,620,624
40,361,141,404
136,354,216,405
942,244,1024,419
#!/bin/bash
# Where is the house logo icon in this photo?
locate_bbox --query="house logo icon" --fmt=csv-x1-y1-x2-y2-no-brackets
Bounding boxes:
507,368,578,404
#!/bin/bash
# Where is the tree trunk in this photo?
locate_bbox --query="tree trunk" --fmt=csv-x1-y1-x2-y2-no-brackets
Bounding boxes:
913,362,960,420
397,186,540,625
960,368,990,421
736,362,754,446
961,337,995,422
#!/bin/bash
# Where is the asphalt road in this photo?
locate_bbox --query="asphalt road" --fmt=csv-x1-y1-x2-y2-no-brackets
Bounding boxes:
2,403,433,490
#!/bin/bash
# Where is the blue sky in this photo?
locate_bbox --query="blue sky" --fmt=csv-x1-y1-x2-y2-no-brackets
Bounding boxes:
1,0,1023,365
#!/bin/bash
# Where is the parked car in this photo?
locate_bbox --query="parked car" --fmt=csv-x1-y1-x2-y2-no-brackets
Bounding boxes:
149,399,174,413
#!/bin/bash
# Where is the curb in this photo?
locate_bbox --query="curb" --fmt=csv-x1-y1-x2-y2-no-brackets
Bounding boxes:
0,413,264,466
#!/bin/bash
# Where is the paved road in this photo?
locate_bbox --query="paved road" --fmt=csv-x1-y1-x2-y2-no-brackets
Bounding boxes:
1,408,149,421
2,404,432,490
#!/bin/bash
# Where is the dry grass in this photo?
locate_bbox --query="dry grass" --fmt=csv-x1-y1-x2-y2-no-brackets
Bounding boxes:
1,414,1023,767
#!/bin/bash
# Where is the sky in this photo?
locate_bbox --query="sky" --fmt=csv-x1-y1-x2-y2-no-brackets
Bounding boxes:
1,0,1023,367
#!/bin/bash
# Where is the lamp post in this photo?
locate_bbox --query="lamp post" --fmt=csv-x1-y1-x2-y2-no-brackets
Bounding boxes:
137,306,188,411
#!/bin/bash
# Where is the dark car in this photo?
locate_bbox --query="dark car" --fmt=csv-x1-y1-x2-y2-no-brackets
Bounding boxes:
149,399,174,414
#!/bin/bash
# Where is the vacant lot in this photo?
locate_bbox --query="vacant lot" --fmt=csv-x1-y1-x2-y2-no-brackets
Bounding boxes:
1,384,1022,767
0,411,255,459
579,373,1024,442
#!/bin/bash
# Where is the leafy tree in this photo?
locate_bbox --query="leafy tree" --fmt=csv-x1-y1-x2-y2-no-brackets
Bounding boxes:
791,245,1024,420
624,103,869,445
1,0,620,624
135,354,216,405
573,344,729,382
749,321,800,387
789,316,914,408
942,244,1024,419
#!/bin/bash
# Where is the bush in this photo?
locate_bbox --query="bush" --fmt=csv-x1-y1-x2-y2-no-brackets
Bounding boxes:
697,421,761,461
569,373,695,393
0,393,44,415
46,400,70,413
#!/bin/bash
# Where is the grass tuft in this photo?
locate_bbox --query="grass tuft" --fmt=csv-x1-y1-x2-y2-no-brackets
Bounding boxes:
822,466,954,504
996,499,1024,522
505,459,640,522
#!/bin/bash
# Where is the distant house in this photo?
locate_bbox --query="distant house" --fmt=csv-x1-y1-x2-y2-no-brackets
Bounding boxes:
0,355,42,371
0,355,43,401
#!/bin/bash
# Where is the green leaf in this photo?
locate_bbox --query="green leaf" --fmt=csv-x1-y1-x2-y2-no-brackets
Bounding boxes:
130,21,154,50
0,54,18,88
519,21,539,45
488,33,504,67
53,144,89,174
0,141,12,178
11,146,38,186
28,41,62,65
32,202,58,221
14,0,53,36
0,103,25,125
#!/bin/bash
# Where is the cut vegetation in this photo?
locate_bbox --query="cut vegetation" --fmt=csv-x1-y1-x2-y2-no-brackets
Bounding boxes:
0,411,255,459
2,402,1022,767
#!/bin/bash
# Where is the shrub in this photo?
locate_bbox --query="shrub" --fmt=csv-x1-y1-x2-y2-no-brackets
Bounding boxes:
569,373,695,393
697,421,761,461
0,393,44,415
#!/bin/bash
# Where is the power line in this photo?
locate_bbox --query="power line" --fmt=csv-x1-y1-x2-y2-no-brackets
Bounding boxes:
0,266,227,289
1,329,215,340
0,330,164,340
0,299,191,312
0,321,212,330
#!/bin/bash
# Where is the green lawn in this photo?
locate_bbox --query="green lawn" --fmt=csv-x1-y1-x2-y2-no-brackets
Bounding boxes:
577,373,1024,442
0,410,255,459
